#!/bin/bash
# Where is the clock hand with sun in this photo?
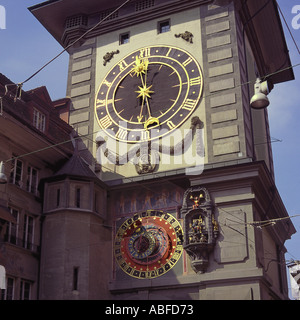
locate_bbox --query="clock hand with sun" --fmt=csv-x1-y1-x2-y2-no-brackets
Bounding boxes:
132,56,159,129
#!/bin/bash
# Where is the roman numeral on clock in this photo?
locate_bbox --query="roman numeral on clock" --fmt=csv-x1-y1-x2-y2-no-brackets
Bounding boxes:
103,79,112,88
190,76,202,86
118,59,128,72
139,47,151,58
99,115,112,129
115,128,128,140
96,99,105,108
141,130,150,141
183,57,193,67
96,98,114,108
182,99,197,111
167,120,176,129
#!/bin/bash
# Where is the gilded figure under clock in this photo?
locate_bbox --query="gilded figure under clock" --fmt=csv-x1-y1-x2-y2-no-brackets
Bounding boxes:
188,217,207,244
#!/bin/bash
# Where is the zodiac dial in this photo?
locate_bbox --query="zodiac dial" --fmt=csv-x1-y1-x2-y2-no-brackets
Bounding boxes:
95,45,203,143
114,210,184,279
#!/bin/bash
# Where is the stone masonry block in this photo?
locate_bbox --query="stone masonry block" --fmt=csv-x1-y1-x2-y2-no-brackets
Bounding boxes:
212,125,239,140
211,109,237,123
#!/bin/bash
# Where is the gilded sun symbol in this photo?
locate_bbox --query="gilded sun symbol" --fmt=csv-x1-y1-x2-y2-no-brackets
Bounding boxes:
135,84,154,99
131,56,149,77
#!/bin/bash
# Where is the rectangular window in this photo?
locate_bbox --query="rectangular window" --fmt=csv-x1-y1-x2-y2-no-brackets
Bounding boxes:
56,189,61,207
10,157,23,187
76,188,81,208
158,20,170,34
26,166,39,195
1,277,15,300
73,267,79,291
94,192,98,213
33,108,46,132
23,214,34,250
19,280,31,300
6,207,19,245
120,32,130,45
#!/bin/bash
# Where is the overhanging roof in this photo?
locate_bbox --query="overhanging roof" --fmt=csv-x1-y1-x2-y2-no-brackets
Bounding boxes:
28,0,127,45
29,0,295,84
237,0,294,84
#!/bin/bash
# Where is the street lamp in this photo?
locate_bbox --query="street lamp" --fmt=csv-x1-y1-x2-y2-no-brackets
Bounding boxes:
0,161,7,184
250,78,274,109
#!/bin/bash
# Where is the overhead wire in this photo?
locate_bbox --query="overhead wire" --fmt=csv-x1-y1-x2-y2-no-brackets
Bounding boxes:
0,0,298,262
0,2,297,297
0,0,132,103
1,83,299,234
0,0,299,106
0,1,300,116
1,57,299,166
21,0,132,86
216,206,300,266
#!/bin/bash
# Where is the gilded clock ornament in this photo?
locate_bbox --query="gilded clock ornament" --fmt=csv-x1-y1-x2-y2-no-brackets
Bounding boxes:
114,210,184,279
95,45,203,143
175,31,194,43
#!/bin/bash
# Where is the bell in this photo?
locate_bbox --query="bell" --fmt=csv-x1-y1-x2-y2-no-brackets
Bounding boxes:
0,161,7,184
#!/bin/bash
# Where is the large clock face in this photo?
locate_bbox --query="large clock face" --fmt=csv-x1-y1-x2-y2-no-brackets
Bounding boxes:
95,45,203,143
114,210,184,279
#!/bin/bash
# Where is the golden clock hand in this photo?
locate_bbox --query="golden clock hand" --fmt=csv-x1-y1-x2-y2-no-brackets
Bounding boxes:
145,97,152,119
134,58,159,129
139,64,147,122
133,57,151,123
142,61,153,120
138,96,145,123
136,77,154,123
143,58,149,87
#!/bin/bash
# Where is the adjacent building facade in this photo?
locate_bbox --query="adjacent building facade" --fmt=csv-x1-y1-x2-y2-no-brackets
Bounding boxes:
0,74,74,299
0,0,297,300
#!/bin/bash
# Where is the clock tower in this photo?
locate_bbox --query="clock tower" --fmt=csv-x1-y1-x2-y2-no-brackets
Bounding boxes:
30,0,295,300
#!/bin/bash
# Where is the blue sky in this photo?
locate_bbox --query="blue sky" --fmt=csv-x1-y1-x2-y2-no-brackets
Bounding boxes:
0,0,300,297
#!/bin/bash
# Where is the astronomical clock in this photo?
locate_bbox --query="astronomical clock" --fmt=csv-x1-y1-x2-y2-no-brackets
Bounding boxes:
114,210,183,279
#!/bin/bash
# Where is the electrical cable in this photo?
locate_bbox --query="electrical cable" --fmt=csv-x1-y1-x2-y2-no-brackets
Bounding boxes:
1,1,298,294
219,207,300,229
1,59,299,164
1,91,299,232
21,0,132,86
0,0,298,253
249,214,300,228
1,0,300,105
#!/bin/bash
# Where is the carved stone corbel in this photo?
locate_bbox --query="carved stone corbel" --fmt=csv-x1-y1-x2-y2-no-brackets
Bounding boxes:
175,31,194,43
103,50,120,66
